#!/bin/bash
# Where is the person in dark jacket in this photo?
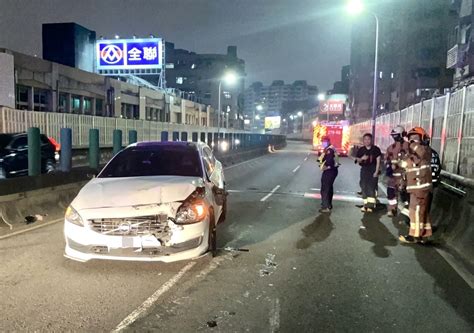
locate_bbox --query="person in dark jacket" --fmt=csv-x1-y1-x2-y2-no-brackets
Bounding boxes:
355,133,382,213
318,136,339,213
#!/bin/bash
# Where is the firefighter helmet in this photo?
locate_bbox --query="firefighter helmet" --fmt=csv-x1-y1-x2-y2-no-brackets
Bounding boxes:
390,125,406,136
407,127,428,142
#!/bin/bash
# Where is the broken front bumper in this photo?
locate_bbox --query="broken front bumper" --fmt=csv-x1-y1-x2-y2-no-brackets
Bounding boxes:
64,217,209,263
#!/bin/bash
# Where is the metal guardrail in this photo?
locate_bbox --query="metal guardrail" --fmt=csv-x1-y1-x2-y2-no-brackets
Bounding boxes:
349,84,474,180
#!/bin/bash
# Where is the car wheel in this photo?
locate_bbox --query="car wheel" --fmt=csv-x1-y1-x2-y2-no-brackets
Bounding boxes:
45,160,56,174
208,215,217,257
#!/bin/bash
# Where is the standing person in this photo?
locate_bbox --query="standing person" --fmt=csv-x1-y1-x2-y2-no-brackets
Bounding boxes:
319,136,339,213
355,133,382,213
385,126,410,217
399,127,433,244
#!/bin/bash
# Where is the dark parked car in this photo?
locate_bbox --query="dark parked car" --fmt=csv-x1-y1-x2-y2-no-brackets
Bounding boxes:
0,133,58,179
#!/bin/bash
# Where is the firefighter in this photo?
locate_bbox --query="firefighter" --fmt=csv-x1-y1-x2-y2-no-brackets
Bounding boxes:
355,133,382,213
385,125,410,217
399,127,433,244
319,136,339,213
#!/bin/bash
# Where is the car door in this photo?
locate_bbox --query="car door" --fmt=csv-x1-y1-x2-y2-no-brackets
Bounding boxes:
8,135,29,176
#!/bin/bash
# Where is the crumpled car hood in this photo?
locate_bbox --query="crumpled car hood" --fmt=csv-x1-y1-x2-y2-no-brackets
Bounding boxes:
72,176,204,210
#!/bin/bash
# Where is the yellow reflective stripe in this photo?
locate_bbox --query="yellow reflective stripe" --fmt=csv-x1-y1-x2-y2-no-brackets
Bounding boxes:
414,204,421,238
406,183,431,190
392,173,402,176
406,165,431,173
367,197,377,203
401,208,410,216
363,199,368,204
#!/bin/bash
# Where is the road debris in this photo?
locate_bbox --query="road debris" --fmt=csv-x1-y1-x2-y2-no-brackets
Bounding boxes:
259,253,278,277
207,320,217,328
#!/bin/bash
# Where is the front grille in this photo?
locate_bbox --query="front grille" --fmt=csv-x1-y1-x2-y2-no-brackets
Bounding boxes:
89,214,169,237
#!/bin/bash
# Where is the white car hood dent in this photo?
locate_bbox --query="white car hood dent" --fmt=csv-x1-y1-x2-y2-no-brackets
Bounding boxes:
73,176,204,210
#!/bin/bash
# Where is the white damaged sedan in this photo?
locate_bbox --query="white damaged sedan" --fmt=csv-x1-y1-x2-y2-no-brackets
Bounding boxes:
64,141,227,262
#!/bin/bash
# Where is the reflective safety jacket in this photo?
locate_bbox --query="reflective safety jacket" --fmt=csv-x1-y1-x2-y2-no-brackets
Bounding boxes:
402,143,433,193
385,141,410,178
319,145,339,170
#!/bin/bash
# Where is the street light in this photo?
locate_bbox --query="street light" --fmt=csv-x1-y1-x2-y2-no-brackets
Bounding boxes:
253,104,264,131
297,111,303,117
347,0,364,15
317,93,326,101
347,0,379,140
217,71,238,137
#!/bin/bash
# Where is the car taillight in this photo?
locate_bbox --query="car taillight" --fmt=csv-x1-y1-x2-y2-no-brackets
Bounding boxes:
49,137,60,152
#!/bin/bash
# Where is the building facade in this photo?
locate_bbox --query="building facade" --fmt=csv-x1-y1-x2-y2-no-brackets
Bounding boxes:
243,80,318,130
447,0,474,87
349,0,454,123
42,23,96,73
165,43,246,129
0,49,214,127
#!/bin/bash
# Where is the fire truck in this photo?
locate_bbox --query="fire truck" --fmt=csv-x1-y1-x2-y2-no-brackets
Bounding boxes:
312,121,350,156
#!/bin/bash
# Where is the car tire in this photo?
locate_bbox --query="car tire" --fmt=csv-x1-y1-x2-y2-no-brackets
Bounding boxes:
45,159,56,174
208,214,217,257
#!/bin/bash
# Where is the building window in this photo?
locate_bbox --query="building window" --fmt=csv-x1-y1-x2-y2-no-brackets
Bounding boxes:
33,89,48,111
84,97,92,115
223,91,232,99
191,63,196,69
391,72,395,79
16,85,28,110
96,99,104,116
176,77,184,84
204,93,211,99
72,95,81,114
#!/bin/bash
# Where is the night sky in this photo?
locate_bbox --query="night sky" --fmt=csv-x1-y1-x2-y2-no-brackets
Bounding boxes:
0,0,350,90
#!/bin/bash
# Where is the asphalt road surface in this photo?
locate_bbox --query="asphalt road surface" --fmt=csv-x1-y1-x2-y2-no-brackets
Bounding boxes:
0,141,473,332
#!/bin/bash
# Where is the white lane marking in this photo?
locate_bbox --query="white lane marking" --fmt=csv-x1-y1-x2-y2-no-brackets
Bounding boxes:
0,218,63,240
304,157,308,161
304,192,388,205
113,262,196,332
196,254,230,278
435,248,474,289
260,185,281,202
292,165,301,173
378,183,388,196
269,298,281,332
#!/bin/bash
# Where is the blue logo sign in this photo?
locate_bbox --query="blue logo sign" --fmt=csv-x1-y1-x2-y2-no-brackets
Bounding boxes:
97,38,162,70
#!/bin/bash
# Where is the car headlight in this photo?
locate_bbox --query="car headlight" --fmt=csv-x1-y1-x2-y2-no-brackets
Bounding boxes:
65,206,84,227
175,201,207,224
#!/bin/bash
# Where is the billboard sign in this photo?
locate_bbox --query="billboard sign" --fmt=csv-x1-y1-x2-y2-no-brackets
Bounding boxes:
96,38,163,70
265,116,281,130
319,100,344,115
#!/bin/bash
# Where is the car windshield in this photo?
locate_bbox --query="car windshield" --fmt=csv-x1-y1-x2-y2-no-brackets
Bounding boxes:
0,135,12,149
98,145,202,178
